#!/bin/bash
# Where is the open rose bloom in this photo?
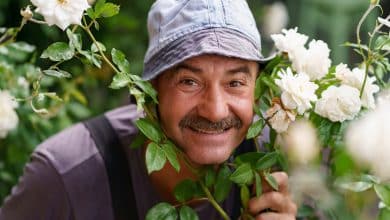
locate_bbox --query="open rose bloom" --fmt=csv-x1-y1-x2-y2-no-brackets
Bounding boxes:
31,0,90,30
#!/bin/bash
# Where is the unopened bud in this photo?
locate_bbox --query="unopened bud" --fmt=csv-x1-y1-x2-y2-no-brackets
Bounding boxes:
370,0,380,5
20,6,33,20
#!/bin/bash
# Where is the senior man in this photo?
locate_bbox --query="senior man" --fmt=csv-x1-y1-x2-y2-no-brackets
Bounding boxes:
0,0,297,219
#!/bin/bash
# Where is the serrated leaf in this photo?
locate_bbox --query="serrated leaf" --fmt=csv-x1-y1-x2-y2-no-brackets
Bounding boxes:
43,69,72,78
145,202,178,220
94,1,120,18
86,8,95,19
375,184,390,207
204,166,216,187
162,141,180,172
109,72,131,89
66,29,82,51
213,165,233,202
254,172,262,197
264,172,278,191
234,152,266,167
240,185,250,210
179,206,199,220
230,163,253,185
130,87,145,112
91,41,106,53
246,119,265,139
145,142,166,174
111,48,130,73
174,179,198,202
132,77,158,104
41,42,74,61
135,118,163,143
130,132,147,149
255,152,278,171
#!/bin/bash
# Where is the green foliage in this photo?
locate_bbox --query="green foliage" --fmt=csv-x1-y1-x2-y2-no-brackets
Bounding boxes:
179,206,199,220
145,142,166,174
146,202,178,220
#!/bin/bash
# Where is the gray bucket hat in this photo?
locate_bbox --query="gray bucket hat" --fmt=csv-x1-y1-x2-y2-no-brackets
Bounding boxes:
143,0,270,80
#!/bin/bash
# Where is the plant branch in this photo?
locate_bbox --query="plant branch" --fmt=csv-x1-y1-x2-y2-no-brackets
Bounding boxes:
199,181,230,220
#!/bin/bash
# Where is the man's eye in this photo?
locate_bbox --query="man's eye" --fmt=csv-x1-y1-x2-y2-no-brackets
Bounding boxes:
179,79,198,86
229,80,244,87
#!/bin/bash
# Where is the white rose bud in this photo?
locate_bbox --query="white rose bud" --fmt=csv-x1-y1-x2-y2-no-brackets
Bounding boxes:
31,0,90,30
346,102,390,181
0,90,19,139
282,119,319,164
275,68,319,115
315,85,361,122
262,2,289,36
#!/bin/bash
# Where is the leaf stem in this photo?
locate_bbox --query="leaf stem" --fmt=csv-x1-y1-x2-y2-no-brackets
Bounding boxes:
199,181,230,220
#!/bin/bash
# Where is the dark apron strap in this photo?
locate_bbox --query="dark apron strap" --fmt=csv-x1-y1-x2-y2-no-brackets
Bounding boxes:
83,115,138,220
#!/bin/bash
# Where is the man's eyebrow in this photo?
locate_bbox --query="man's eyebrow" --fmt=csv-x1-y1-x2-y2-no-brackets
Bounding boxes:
173,63,202,73
227,66,251,76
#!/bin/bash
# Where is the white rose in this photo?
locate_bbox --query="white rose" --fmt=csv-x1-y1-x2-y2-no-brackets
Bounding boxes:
346,102,390,181
0,90,19,139
271,28,308,60
265,102,296,133
262,2,289,36
335,64,380,109
31,0,90,30
297,40,331,80
275,68,319,115
314,85,361,122
283,119,319,164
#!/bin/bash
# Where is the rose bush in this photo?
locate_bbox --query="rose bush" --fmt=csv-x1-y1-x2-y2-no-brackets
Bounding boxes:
0,0,389,219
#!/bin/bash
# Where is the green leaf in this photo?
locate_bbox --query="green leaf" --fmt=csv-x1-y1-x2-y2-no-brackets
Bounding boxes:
43,92,63,102
234,152,266,167
375,184,390,207
229,163,254,185
66,29,82,51
91,41,106,53
204,166,216,188
145,142,166,174
131,76,158,103
335,180,373,192
86,8,95,19
111,48,130,73
246,119,265,139
94,1,120,18
41,42,75,61
379,206,390,220
109,72,131,89
375,35,390,51
264,172,279,191
240,185,250,209
43,69,72,78
174,179,198,202
179,206,199,220
162,141,180,172
145,202,178,220
254,171,262,197
135,118,163,143
130,87,145,112
255,152,278,171
130,132,147,149
213,165,233,202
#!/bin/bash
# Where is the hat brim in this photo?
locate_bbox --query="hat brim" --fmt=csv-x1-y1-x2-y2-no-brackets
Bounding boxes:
143,28,272,80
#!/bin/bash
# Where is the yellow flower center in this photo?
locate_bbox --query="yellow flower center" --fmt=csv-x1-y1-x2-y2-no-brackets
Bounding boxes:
57,0,68,4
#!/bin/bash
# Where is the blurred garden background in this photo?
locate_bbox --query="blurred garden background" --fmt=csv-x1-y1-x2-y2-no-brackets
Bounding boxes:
0,0,389,205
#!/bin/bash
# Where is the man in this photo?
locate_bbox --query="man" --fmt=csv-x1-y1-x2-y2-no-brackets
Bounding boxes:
0,0,297,219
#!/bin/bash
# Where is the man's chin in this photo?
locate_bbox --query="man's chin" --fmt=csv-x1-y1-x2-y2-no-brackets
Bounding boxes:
184,151,232,167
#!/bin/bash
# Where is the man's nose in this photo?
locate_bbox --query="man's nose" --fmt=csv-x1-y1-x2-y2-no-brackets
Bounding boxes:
197,86,229,122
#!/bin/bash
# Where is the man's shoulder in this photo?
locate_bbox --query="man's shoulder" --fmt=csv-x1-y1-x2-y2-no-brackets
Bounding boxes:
34,104,141,175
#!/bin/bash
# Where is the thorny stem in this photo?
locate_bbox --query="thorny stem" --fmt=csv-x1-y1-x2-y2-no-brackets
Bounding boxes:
199,181,230,220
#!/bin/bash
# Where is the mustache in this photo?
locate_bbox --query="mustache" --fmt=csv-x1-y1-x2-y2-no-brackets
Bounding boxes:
179,115,242,131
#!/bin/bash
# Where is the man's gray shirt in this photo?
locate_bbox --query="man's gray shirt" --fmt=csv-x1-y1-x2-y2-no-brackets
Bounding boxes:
0,105,238,220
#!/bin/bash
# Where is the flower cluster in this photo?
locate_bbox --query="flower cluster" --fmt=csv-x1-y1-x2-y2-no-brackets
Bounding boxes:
266,28,381,132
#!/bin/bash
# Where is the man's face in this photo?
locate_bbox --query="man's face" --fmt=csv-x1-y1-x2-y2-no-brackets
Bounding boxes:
154,54,258,165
